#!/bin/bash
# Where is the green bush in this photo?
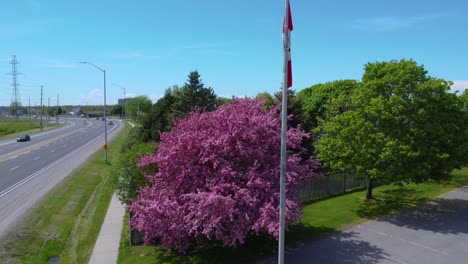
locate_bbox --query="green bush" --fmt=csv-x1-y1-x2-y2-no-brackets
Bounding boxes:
112,142,157,204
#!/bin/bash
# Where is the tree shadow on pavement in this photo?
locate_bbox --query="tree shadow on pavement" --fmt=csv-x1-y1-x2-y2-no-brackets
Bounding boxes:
258,231,391,264
380,189,468,235
152,225,336,264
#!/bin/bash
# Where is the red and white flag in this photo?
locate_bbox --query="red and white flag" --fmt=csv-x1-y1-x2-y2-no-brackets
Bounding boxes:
283,0,293,88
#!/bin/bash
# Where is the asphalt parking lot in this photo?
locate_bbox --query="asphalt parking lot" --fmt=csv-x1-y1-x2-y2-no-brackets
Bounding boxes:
262,187,468,264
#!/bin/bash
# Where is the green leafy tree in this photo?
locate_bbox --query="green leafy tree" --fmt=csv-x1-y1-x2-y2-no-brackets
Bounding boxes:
112,104,123,116
461,89,468,112
112,142,157,204
215,96,232,106
297,80,358,129
274,88,305,129
315,60,468,199
9,102,28,116
126,96,152,120
47,106,63,116
256,92,278,110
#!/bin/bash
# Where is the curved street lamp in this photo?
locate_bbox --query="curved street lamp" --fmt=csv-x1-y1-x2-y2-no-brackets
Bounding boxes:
80,61,108,163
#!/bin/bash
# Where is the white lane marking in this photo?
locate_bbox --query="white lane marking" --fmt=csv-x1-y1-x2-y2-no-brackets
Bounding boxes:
9,155,18,160
51,149,55,153
9,166,20,171
0,121,120,199
33,156,40,160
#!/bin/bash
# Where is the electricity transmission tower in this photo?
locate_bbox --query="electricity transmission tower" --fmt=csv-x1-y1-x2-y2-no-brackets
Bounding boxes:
8,55,22,118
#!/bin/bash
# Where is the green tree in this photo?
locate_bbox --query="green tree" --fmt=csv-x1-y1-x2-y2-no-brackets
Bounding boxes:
256,92,278,110
112,104,123,116
139,89,176,142
47,106,63,116
126,96,152,120
297,80,358,129
315,59,468,200
173,71,216,116
215,96,233,106
9,102,27,116
461,89,468,112
112,142,157,204
274,88,305,129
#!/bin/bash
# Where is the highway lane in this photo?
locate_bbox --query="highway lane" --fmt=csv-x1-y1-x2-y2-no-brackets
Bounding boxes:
0,118,84,155
0,118,119,195
0,118,123,237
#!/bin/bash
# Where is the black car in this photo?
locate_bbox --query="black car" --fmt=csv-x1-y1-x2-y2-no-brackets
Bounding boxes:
17,134,31,142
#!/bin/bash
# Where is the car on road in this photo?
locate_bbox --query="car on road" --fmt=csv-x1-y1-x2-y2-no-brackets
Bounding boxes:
96,117,99,120
17,134,31,142
102,118,106,121
108,121,114,125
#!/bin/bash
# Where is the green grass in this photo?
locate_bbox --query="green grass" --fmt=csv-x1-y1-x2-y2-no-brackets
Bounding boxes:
0,118,61,140
118,167,468,264
0,118,41,136
0,123,130,264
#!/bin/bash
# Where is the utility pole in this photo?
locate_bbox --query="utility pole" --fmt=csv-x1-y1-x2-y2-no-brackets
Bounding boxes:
48,97,50,121
56,94,59,124
40,86,43,131
28,96,31,119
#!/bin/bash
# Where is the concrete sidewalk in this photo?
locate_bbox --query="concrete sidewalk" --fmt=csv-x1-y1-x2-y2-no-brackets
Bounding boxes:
260,187,468,264
88,193,126,264
89,120,133,264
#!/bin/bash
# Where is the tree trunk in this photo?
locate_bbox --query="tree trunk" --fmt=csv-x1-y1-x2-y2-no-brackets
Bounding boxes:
366,176,374,200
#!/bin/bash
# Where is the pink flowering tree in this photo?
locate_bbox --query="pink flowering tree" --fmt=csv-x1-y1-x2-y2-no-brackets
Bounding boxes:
128,98,321,253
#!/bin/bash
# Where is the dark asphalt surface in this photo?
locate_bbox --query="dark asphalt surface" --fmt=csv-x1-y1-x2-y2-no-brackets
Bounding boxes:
0,118,119,197
260,188,468,264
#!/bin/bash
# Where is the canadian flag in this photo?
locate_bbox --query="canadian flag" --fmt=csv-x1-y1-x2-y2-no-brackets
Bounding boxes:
283,0,293,88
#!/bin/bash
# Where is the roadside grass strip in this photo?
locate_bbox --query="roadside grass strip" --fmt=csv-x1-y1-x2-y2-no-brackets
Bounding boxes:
0,123,129,264
117,167,468,264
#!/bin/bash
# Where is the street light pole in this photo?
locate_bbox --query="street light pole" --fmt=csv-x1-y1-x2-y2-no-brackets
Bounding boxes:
103,69,108,163
80,61,108,163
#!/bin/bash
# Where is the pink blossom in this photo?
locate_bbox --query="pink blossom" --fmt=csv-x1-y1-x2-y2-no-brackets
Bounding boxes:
129,98,321,253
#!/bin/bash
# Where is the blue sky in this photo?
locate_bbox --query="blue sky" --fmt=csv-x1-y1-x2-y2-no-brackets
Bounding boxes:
0,0,467,106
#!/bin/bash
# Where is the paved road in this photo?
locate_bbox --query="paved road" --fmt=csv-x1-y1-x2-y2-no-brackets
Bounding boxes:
261,188,468,264
0,118,122,237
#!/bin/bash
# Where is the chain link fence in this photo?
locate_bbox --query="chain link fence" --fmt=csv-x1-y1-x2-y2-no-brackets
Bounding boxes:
299,171,366,203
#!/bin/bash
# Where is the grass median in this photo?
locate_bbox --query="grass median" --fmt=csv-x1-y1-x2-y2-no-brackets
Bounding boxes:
117,167,468,264
0,122,130,264
0,118,61,140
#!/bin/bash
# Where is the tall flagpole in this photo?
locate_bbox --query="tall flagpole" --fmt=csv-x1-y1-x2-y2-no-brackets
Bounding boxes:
279,0,292,263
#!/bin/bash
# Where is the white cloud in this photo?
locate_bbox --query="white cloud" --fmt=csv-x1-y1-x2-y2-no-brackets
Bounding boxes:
450,80,468,95
80,88,103,105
